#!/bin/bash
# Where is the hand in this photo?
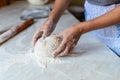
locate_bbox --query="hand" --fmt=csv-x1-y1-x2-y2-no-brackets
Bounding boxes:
53,24,83,57
32,19,56,46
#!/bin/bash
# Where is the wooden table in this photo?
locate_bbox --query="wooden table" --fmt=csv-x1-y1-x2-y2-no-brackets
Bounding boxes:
0,1,120,80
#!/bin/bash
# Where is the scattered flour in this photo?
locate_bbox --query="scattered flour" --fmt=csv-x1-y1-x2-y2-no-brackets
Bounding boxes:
31,35,68,68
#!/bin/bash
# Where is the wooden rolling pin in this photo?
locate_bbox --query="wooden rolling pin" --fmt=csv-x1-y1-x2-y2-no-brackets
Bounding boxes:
0,18,34,44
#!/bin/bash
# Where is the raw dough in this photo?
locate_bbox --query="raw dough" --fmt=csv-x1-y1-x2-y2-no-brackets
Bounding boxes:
34,35,62,58
32,35,63,68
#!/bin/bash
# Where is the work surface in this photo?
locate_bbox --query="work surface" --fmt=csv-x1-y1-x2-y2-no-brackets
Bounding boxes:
0,1,120,80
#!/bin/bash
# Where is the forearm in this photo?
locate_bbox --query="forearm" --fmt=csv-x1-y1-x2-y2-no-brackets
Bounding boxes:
77,6,120,34
48,0,71,23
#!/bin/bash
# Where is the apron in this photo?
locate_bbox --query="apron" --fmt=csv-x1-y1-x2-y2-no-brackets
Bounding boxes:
84,1,120,56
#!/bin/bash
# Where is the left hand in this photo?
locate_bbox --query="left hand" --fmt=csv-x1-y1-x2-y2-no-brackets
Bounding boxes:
32,19,56,46
53,24,83,57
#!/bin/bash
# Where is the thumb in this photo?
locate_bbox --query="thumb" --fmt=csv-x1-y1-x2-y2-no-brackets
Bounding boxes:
42,30,48,39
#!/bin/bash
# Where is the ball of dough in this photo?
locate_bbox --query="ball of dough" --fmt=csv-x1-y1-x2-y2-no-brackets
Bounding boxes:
34,35,62,58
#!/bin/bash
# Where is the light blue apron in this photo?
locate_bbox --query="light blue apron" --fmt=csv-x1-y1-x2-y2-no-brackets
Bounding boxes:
84,1,120,56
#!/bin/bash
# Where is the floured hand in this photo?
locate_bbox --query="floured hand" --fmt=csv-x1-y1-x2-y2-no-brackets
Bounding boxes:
53,24,83,57
32,19,56,46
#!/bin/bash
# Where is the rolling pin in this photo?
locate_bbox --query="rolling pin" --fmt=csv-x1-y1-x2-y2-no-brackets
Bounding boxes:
0,18,34,44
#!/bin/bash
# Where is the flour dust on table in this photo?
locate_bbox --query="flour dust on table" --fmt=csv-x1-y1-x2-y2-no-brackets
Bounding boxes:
31,35,69,68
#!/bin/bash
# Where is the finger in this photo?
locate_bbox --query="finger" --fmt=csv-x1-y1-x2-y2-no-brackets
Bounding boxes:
69,46,74,54
53,38,67,57
32,31,43,46
42,31,47,39
58,42,72,57
42,30,51,39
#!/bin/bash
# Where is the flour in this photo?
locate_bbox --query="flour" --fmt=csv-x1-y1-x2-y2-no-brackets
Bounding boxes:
31,35,65,68
34,35,62,58
0,35,68,71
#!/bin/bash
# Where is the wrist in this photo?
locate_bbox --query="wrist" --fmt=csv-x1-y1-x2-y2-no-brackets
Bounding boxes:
47,16,59,25
45,18,57,28
75,21,92,34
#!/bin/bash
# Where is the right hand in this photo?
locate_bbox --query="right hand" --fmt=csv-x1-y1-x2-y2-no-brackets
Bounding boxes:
32,20,56,46
53,24,82,57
